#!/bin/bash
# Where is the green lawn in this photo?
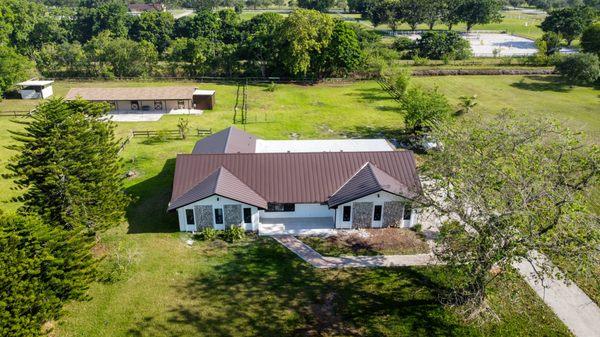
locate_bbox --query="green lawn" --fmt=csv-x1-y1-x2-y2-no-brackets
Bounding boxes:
0,75,597,335
56,232,572,337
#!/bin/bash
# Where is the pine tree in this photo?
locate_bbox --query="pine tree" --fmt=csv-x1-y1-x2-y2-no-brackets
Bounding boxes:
7,98,131,232
0,212,96,337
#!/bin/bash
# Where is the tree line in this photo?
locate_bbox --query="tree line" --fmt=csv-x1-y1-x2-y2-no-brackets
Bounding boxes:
348,0,504,31
0,0,377,85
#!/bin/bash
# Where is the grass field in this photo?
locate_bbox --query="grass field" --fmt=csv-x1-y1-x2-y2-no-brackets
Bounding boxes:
0,75,597,335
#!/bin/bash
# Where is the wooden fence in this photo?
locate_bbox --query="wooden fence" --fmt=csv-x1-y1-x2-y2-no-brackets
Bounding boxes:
131,128,212,138
0,110,32,117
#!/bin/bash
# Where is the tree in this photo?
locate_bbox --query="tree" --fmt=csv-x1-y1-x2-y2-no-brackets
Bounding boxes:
456,0,503,32
315,20,362,77
399,0,428,30
420,112,599,314
536,31,563,55
276,9,335,76
28,15,69,49
74,0,129,42
34,42,88,77
581,22,600,54
416,31,472,60
7,99,131,231
240,12,284,76
540,6,596,46
218,9,241,44
85,32,158,77
174,10,221,41
0,46,33,97
165,37,210,76
555,53,600,85
297,0,336,12
441,0,464,30
401,86,452,132
0,213,96,337
128,11,175,53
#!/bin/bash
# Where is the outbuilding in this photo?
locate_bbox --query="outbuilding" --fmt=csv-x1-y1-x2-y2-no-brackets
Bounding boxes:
65,86,215,113
192,89,216,110
17,80,54,99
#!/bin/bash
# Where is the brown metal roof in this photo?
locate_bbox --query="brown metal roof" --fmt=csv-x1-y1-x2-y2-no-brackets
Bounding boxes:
191,126,259,154
169,151,421,209
65,87,196,101
168,166,267,210
328,162,418,207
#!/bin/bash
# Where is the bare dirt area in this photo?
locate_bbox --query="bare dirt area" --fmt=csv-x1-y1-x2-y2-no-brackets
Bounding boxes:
300,228,430,257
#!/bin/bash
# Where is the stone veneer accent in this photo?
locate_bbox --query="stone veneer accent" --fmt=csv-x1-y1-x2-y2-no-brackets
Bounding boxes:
382,201,404,227
224,204,242,228
352,202,373,228
194,205,214,229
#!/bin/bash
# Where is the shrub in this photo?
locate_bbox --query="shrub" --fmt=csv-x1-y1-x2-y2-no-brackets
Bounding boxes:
266,81,277,92
415,31,471,60
412,55,429,66
195,227,220,241
555,53,600,85
401,86,452,132
581,23,600,55
411,223,423,233
390,69,411,98
223,225,246,243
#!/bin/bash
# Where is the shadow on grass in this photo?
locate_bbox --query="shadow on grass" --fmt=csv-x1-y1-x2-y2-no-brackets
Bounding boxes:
346,87,397,103
342,125,408,141
125,158,178,234
127,238,468,337
510,76,572,92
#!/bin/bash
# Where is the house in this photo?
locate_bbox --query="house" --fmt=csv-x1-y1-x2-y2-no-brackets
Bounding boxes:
65,87,215,113
169,127,421,235
16,80,54,99
128,3,167,13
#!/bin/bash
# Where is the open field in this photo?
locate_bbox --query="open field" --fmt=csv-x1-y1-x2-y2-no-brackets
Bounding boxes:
0,76,597,335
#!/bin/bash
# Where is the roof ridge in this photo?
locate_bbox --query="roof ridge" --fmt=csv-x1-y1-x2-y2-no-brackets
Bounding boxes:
329,162,372,198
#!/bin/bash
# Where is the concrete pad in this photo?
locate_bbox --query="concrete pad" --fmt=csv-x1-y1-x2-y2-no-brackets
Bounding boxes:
106,113,164,122
169,109,203,116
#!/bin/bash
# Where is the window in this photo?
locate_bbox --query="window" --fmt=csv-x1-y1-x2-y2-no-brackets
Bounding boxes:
177,100,185,109
403,204,412,220
373,205,382,221
266,203,295,212
343,206,351,222
185,209,195,225
243,208,252,224
214,208,223,224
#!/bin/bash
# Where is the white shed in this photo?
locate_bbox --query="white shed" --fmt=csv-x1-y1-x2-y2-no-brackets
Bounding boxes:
17,80,54,99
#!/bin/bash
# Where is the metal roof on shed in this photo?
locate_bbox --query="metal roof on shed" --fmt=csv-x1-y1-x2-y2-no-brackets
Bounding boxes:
65,87,196,101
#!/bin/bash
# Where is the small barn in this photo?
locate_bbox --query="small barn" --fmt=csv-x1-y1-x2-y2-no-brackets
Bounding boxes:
193,90,215,110
65,86,215,113
17,80,54,99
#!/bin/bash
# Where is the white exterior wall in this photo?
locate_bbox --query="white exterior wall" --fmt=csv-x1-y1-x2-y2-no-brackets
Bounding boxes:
259,203,333,219
41,86,53,98
176,195,260,232
334,191,417,229
112,99,191,112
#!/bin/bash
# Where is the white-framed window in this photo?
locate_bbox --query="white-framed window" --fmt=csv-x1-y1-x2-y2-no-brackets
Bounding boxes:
342,205,351,222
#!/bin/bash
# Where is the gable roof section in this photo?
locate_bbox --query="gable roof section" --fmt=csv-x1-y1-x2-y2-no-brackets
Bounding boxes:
191,126,259,154
328,162,417,207
168,166,268,210
65,87,196,101
170,151,421,209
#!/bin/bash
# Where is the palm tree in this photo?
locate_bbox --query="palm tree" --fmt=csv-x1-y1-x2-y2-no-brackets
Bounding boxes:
456,95,478,116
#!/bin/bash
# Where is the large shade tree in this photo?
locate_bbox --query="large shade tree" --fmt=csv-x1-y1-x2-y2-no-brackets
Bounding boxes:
420,112,599,315
7,99,131,232
540,6,597,46
276,9,334,76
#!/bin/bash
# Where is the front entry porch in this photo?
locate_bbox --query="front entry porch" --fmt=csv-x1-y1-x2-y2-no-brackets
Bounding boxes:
258,217,335,236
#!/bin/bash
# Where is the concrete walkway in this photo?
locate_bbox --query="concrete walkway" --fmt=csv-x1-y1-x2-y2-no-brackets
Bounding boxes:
273,235,437,269
514,253,600,337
